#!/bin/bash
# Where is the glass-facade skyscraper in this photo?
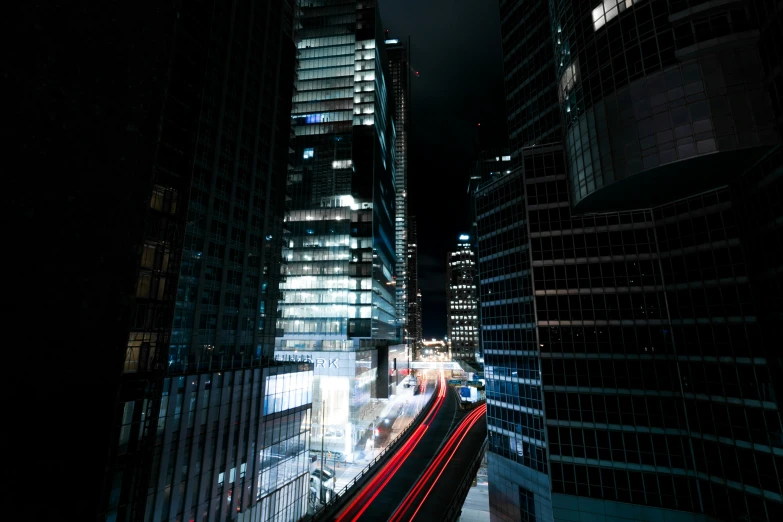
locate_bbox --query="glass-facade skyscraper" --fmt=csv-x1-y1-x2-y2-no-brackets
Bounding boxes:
386,36,411,345
276,0,397,465
478,1,783,521
279,0,396,348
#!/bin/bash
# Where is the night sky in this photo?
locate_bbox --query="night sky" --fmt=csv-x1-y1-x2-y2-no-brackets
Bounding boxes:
379,0,507,338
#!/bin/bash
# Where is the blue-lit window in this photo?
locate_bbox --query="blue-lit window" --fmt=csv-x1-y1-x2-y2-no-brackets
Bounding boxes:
305,114,324,124
303,148,314,159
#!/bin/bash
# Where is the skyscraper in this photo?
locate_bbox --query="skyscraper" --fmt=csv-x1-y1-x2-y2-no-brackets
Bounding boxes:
386,36,411,343
276,0,397,460
89,1,318,520
478,1,783,521
447,235,480,360
407,215,423,356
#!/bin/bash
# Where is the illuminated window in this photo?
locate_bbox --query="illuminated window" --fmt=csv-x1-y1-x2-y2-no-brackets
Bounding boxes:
331,159,353,169
592,0,639,31
558,59,579,102
303,148,314,159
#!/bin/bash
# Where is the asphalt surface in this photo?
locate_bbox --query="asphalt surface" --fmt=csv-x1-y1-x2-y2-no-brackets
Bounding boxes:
355,380,459,522
412,406,487,522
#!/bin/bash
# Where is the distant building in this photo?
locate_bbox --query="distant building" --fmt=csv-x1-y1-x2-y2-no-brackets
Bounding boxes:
446,235,480,360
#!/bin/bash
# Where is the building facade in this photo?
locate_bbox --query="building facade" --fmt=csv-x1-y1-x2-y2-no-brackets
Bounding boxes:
277,0,397,463
447,235,481,360
478,1,783,521
386,36,411,342
274,350,378,461
97,1,307,520
279,0,396,349
474,147,513,185
136,362,313,522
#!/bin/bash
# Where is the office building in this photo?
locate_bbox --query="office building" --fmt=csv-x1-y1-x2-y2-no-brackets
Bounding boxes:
478,1,783,521
386,36,411,341
407,215,423,357
277,0,397,461
474,147,513,185
89,1,317,521
447,235,480,360
137,362,313,522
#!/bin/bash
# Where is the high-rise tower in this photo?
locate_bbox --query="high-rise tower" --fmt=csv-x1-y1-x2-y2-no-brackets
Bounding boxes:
477,1,783,521
276,0,397,459
386,36,411,344
87,1,316,520
280,0,396,347
447,235,480,360
407,215,422,356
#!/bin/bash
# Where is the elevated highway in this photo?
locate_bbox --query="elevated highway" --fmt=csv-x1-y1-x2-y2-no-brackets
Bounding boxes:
308,373,486,522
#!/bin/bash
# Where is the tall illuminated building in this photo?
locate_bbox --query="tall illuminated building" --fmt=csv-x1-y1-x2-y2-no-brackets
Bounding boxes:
276,0,397,460
386,36,411,344
478,1,783,521
447,235,480,360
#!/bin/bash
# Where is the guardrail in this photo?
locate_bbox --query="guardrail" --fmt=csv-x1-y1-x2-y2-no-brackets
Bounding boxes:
442,437,488,522
302,378,441,521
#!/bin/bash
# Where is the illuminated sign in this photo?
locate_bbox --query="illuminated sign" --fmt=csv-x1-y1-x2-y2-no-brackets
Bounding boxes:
274,354,338,368
385,39,399,45
459,234,470,241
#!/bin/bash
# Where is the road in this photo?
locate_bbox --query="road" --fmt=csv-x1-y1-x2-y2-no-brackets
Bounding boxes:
389,402,487,522
328,375,434,493
333,372,459,522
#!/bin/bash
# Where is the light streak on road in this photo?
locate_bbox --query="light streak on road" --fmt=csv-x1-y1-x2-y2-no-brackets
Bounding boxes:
389,402,487,522
335,372,447,522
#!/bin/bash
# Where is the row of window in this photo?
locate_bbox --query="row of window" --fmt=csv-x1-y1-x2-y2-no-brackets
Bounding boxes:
544,391,780,447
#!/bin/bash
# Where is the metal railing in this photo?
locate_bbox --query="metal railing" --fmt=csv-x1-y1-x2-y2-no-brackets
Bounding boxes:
442,438,488,522
302,379,441,521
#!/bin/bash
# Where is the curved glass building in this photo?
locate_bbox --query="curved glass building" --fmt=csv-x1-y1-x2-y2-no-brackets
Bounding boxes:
552,0,778,211
478,1,782,521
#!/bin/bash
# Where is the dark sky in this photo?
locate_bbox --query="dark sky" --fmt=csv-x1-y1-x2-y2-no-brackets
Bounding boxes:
379,0,507,339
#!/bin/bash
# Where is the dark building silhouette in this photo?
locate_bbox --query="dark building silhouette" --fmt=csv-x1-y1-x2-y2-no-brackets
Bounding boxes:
407,216,423,355
478,1,783,521
99,0,317,519
474,148,513,185
17,1,315,520
279,0,397,348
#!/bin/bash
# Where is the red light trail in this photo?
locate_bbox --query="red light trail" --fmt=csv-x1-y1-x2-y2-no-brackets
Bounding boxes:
389,403,487,522
335,372,447,522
